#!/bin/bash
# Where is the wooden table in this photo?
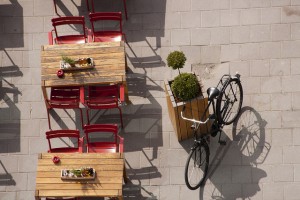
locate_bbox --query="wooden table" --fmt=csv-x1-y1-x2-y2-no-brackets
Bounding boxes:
35,153,126,200
40,41,128,106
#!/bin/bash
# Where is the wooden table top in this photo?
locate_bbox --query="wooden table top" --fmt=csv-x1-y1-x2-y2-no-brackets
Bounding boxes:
35,153,124,199
41,41,126,87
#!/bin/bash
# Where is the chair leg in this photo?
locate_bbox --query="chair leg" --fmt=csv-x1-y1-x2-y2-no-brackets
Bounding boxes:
86,109,90,125
92,0,95,13
53,0,58,15
78,108,84,129
123,0,128,20
86,0,90,11
47,109,52,130
118,107,124,128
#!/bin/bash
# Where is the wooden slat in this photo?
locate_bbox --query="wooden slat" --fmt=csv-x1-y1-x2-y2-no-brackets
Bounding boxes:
39,189,121,197
36,183,122,190
38,158,124,165
36,171,123,178
43,41,122,51
36,176,122,184
37,164,123,172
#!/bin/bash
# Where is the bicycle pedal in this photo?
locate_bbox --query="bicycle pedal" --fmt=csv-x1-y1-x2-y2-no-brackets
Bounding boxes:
219,140,226,145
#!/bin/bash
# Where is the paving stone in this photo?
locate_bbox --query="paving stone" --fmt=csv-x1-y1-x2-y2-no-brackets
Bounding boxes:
272,128,293,147
171,29,190,46
282,40,300,58
272,24,291,41
294,164,300,181
271,93,292,111
263,183,284,200
250,60,270,77
282,110,300,128
16,190,35,200
252,165,273,183
191,28,210,46
231,0,251,8
273,164,294,182
282,75,300,92
0,192,17,200
283,146,300,163
292,128,300,145
171,0,191,12
251,94,271,111
165,12,181,29
242,183,263,200
250,25,271,43
170,167,185,184
221,183,242,199
270,59,291,76
261,76,282,93
210,27,230,45
240,43,260,60
284,183,300,200
260,42,281,59
261,7,281,24
201,11,220,27
181,11,201,29
282,6,300,23
241,9,261,25
271,0,291,6
200,45,221,64
251,0,272,7
221,44,240,62
220,10,240,26
159,185,180,200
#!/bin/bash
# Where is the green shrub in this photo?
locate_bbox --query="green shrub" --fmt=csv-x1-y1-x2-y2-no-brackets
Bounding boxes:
167,51,186,70
171,73,202,101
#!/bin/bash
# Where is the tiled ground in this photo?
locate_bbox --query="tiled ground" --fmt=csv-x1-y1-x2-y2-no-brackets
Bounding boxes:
1,0,300,199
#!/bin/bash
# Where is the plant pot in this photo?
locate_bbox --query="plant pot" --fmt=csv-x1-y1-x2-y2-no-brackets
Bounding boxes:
164,80,210,141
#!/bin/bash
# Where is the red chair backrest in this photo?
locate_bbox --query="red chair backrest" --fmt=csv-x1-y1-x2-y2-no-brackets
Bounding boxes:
46,130,81,152
89,12,123,34
88,85,119,100
84,124,124,152
49,87,80,108
84,124,118,145
51,16,87,44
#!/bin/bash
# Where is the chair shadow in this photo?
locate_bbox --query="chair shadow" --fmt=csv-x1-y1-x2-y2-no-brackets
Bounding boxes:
0,161,16,186
197,106,270,199
0,50,22,153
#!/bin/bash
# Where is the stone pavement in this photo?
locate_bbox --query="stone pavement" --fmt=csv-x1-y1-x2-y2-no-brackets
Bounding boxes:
1,0,300,199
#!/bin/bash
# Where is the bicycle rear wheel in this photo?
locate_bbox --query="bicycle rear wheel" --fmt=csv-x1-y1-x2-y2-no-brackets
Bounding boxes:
216,78,243,125
184,142,209,190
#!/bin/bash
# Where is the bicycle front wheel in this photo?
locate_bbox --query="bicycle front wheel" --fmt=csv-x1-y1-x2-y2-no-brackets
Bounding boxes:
184,142,209,190
216,78,243,125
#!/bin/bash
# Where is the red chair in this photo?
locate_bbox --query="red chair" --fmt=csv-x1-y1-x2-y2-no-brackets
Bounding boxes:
89,12,124,42
87,0,128,20
46,130,83,153
49,16,88,44
84,124,124,153
47,86,84,130
85,85,123,128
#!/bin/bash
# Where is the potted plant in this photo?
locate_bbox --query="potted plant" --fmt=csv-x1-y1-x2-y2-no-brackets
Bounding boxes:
164,51,210,141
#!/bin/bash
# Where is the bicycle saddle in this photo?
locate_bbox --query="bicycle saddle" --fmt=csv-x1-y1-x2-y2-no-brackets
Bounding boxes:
207,87,220,100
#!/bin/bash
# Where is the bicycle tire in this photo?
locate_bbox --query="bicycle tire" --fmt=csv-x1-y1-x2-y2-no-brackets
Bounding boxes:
184,142,209,190
216,78,243,125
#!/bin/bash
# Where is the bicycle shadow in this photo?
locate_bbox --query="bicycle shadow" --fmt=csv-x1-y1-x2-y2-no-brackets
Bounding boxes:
198,106,271,199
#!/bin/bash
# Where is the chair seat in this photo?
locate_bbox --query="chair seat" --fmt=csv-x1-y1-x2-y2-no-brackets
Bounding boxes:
93,31,122,42
55,35,86,44
85,97,118,109
87,142,118,153
48,99,80,109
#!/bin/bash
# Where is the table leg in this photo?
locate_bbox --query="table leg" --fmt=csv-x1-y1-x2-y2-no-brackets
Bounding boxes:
118,196,123,200
35,190,40,200
123,163,130,184
80,86,85,104
41,85,50,109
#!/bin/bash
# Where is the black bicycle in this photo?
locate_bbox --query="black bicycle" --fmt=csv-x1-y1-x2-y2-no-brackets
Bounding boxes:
182,73,243,190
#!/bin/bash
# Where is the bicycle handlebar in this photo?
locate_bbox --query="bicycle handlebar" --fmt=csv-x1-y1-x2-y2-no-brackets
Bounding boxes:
181,106,210,125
